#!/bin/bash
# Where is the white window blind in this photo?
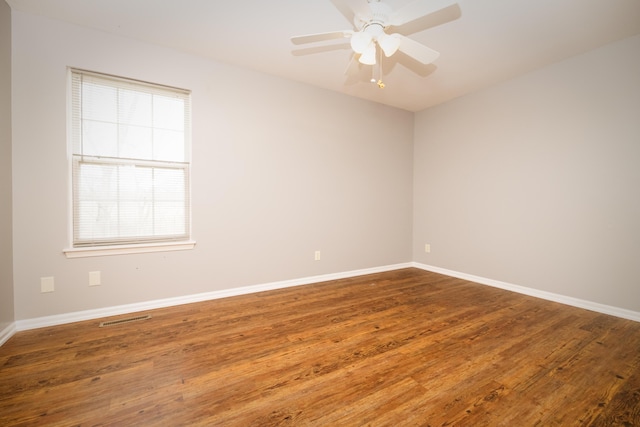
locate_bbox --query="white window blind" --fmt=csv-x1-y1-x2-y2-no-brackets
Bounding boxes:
70,69,191,247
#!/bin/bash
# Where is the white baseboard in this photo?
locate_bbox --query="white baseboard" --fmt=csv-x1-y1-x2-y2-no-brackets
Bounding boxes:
12,260,638,334
15,262,413,332
413,262,640,323
0,322,16,347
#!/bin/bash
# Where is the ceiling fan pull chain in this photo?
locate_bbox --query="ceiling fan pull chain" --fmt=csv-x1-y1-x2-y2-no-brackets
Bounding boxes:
377,44,385,89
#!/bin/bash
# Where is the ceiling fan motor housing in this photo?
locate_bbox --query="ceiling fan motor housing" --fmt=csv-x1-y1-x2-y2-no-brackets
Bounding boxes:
354,0,393,30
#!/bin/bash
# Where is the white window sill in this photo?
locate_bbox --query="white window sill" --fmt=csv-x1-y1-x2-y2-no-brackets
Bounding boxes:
63,240,196,258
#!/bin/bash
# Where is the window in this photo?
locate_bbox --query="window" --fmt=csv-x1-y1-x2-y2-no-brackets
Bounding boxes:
66,69,193,256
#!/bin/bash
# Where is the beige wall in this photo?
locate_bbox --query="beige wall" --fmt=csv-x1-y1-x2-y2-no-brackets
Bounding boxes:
413,35,640,312
0,1,15,331
11,11,414,320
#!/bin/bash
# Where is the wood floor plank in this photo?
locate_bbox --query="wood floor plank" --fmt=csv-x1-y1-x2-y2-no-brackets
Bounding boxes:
591,368,640,426
1,268,639,426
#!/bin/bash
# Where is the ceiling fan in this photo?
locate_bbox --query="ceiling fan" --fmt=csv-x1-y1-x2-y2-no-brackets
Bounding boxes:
291,0,458,74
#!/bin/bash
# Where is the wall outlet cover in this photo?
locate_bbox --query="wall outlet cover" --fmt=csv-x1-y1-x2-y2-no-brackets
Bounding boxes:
89,271,101,286
41,277,55,293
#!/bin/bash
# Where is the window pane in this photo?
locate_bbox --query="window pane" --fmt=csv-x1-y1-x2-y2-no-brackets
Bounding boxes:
77,201,118,240
155,202,186,235
119,201,153,237
154,128,185,161
118,89,152,127
154,168,185,201
154,95,185,131
82,82,117,123
118,164,152,201
82,121,118,157
77,162,118,201
119,124,153,160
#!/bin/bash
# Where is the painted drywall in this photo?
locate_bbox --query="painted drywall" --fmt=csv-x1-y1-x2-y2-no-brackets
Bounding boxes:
0,0,15,331
11,11,414,320
413,35,640,312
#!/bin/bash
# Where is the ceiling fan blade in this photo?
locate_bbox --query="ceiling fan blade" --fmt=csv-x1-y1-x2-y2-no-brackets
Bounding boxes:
396,35,440,64
396,3,461,36
344,53,359,77
292,42,352,57
389,0,457,27
291,30,353,45
331,0,372,25
330,0,354,24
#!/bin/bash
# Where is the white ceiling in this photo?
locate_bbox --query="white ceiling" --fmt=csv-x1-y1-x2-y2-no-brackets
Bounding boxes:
7,0,640,112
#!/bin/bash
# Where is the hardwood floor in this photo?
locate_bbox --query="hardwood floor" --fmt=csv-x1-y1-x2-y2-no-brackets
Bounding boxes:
1,268,639,426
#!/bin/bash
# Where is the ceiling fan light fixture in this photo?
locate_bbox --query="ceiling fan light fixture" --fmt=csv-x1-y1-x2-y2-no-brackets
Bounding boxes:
350,31,373,54
359,43,377,65
378,33,401,57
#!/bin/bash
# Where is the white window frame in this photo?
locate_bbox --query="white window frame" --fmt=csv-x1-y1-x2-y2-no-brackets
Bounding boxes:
63,69,195,258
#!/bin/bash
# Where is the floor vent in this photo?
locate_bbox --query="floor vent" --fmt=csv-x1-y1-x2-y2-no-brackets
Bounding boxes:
99,315,152,327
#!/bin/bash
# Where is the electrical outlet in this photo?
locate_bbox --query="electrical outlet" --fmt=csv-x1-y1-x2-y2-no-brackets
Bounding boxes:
41,277,55,293
89,271,101,286
314,250,321,261
425,244,431,253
